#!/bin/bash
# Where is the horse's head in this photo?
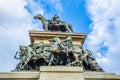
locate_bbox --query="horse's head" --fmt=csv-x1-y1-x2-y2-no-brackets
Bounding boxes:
49,36,61,44
34,14,43,20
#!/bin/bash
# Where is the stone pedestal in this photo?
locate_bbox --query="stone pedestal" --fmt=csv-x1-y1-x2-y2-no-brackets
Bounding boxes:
84,72,120,80
29,30,86,46
0,71,39,80
39,66,84,80
1,31,120,80
0,66,120,80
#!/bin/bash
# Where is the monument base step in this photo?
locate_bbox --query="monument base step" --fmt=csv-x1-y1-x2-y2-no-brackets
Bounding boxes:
0,66,120,80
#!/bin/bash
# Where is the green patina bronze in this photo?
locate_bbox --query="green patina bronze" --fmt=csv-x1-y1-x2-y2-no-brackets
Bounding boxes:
14,36,103,72
13,14,103,72
34,14,73,32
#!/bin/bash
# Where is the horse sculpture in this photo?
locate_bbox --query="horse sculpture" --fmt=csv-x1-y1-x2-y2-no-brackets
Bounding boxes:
34,14,74,32
14,45,49,70
47,36,83,66
14,36,104,71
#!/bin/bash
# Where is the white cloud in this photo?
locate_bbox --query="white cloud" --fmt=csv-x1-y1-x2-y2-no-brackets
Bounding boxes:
0,0,43,71
40,0,63,16
0,0,64,72
86,0,120,74
0,0,30,23
25,0,44,15
48,0,63,14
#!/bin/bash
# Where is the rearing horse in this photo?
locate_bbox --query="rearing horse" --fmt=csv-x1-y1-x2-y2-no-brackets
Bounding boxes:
34,14,74,32
47,36,82,66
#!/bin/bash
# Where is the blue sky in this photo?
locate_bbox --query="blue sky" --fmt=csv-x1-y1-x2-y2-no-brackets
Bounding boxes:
25,0,91,33
0,0,120,74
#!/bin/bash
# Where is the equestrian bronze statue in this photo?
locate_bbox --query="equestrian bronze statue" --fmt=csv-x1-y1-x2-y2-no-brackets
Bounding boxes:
14,13,104,72
34,14,74,32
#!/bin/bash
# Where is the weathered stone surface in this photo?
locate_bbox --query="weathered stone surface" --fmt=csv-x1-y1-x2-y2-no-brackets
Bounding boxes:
40,66,83,72
1,66,120,80
29,30,86,46
84,71,120,80
0,71,39,80
39,66,84,80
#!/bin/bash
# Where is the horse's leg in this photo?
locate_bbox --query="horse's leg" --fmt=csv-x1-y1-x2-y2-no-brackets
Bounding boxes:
20,58,30,70
68,24,74,32
48,54,54,66
74,53,79,62
44,25,48,31
62,23,69,32
68,53,79,66
18,60,24,70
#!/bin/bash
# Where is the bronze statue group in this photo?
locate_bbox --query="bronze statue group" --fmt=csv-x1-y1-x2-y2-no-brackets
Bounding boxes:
14,36,103,72
14,14,104,72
